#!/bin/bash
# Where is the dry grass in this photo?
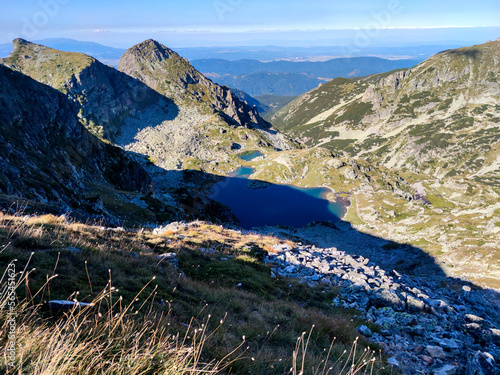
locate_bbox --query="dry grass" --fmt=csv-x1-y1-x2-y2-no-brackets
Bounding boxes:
0,211,395,374
0,253,238,374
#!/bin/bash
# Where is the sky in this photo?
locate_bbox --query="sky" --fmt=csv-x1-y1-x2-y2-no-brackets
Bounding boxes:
1,0,499,47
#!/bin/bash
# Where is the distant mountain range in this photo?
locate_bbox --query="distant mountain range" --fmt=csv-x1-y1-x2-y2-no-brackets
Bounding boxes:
229,88,296,120
192,57,422,96
0,38,126,66
192,57,423,77
175,44,468,61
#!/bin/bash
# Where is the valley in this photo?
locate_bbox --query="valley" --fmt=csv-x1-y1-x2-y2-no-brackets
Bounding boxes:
0,36,499,375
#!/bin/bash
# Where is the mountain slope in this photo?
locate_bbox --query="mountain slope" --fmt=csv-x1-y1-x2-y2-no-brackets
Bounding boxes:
118,39,269,129
1,38,173,141
1,39,293,174
272,40,500,184
0,64,157,222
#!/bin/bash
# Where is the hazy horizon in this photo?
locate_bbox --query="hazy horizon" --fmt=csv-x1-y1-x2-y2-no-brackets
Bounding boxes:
1,1,498,49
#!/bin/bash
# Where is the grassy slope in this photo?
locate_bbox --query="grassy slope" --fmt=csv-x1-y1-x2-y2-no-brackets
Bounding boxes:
271,41,500,181
2,39,94,92
0,212,391,374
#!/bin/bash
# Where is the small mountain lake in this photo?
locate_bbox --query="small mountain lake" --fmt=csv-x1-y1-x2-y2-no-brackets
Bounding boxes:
209,166,344,229
238,150,264,161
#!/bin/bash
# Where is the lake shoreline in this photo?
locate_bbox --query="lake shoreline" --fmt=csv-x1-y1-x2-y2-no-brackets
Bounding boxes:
209,165,347,229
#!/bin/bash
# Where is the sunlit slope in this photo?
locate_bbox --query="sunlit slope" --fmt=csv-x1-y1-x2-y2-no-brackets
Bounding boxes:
273,40,500,185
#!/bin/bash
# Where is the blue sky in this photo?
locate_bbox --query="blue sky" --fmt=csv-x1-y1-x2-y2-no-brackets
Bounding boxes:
1,0,499,47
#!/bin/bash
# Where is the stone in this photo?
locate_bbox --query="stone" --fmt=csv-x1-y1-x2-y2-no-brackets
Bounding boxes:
406,295,425,312
435,364,459,375
429,299,452,312
371,289,405,310
426,345,447,359
320,277,332,285
311,273,321,281
153,222,188,235
464,323,482,334
357,325,373,337
48,300,92,310
155,252,176,260
155,253,178,266
375,316,397,330
404,325,425,336
342,167,358,180
420,355,434,365
465,314,484,323
328,158,345,169
465,351,496,375
387,357,399,367
489,328,500,345
433,338,462,351
347,272,369,287
272,243,293,252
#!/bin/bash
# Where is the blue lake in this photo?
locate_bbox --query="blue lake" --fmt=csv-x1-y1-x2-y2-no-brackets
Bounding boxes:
209,167,344,229
238,150,264,161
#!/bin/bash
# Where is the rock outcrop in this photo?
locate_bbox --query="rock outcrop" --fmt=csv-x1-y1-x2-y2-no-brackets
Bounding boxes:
0,65,153,220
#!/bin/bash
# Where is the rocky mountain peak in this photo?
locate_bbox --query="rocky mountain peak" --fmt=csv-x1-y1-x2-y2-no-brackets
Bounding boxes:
12,37,29,46
1,39,95,92
119,39,271,129
126,38,175,62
